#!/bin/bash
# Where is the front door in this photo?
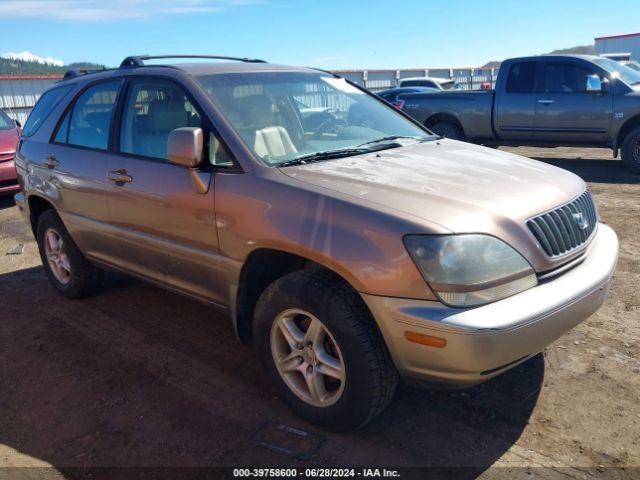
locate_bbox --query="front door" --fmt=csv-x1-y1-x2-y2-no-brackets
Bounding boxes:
534,60,613,144
105,76,225,305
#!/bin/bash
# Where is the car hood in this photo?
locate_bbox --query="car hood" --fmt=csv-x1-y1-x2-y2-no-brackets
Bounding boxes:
280,139,586,235
0,128,19,154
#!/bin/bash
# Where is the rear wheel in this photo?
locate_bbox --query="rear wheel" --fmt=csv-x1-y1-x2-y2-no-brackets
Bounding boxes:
36,210,103,298
428,120,465,141
621,126,640,174
254,270,398,431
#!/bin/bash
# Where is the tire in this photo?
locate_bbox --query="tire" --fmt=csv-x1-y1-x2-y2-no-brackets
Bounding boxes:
428,120,465,141
621,126,640,174
254,269,399,431
36,210,103,299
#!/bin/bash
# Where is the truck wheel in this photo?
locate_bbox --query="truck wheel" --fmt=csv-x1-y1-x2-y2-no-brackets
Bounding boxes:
36,210,103,299
254,270,398,431
428,121,465,141
621,126,640,174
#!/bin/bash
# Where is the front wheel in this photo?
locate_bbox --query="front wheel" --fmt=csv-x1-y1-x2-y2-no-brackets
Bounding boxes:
254,270,398,431
621,126,640,174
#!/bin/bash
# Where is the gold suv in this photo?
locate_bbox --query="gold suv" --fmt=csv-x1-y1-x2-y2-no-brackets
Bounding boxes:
14,55,618,430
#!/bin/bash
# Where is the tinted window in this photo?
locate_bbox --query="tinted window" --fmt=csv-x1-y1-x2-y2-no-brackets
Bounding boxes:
0,110,14,130
505,62,536,93
119,78,202,160
542,63,593,93
60,80,121,150
22,85,73,137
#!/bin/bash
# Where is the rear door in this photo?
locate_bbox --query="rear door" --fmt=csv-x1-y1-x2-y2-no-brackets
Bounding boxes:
104,76,227,305
47,79,124,259
494,60,537,140
533,60,612,143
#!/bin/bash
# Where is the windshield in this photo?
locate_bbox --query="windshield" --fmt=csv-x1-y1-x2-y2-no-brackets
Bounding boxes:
195,72,433,166
592,57,640,86
0,110,14,130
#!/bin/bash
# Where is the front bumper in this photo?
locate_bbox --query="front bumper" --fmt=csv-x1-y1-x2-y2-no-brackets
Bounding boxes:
0,159,19,195
362,223,618,386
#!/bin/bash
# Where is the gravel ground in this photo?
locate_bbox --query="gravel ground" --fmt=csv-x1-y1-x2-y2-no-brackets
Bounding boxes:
0,147,638,479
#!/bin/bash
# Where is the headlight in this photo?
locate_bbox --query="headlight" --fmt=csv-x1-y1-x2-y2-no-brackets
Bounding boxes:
404,234,537,307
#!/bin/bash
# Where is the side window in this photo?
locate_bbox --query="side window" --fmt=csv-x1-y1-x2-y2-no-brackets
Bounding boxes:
119,78,202,160
505,62,536,93
542,63,592,93
22,85,73,137
56,80,121,150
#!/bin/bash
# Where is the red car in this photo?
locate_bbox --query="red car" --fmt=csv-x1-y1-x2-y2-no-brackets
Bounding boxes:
0,110,20,195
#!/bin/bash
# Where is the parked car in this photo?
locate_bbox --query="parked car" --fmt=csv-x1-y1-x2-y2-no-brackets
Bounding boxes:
0,109,21,195
396,55,640,172
377,86,440,105
15,55,618,430
398,76,462,90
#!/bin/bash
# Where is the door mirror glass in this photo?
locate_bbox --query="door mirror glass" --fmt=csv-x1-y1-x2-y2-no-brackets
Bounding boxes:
585,74,602,92
168,127,203,168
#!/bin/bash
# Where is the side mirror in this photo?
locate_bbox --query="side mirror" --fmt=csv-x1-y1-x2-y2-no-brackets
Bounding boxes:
585,74,602,92
167,127,204,168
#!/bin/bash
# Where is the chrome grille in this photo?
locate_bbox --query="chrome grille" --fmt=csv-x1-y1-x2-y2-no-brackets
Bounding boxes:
527,190,597,257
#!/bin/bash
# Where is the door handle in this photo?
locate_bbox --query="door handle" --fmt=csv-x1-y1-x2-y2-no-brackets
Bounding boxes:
537,99,554,105
108,168,133,184
43,155,59,169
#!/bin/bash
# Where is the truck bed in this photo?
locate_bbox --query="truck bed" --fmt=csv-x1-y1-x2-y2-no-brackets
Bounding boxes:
399,90,496,140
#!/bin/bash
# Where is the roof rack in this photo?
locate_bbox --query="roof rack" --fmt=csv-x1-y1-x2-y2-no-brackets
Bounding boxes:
62,67,107,80
119,55,267,68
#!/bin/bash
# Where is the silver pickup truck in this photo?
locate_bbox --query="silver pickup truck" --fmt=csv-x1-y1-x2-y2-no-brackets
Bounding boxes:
397,55,640,172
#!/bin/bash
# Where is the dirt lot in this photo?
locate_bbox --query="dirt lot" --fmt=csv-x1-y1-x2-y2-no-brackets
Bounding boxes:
0,147,639,479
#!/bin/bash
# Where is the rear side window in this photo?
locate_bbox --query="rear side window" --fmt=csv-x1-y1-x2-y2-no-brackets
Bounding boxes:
542,63,592,93
55,80,121,150
22,85,73,137
505,62,536,93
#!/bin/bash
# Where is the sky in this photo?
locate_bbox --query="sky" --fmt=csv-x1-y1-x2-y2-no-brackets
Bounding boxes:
0,0,639,70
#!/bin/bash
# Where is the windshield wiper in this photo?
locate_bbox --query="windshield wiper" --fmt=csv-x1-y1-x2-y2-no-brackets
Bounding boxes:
277,145,393,167
356,135,431,147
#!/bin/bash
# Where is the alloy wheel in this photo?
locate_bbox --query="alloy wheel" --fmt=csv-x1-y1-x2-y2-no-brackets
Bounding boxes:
44,228,71,285
270,308,346,407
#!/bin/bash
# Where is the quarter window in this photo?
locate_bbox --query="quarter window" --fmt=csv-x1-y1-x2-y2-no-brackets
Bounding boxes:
505,62,536,93
119,78,202,160
55,80,121,150
22,85,73,137
542,63,593,93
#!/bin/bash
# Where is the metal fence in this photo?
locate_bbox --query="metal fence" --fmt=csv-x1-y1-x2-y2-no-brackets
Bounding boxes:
332,67,498,92
0,66,499,125
0,75,61,126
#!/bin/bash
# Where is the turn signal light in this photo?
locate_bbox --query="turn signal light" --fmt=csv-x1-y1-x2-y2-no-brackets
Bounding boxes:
404,331,447,348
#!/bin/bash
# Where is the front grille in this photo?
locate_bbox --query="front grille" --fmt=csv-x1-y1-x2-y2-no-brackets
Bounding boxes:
527,190,597,257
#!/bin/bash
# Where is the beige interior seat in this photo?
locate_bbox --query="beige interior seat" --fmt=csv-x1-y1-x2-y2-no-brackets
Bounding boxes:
236,94,297,160
253,126,297,158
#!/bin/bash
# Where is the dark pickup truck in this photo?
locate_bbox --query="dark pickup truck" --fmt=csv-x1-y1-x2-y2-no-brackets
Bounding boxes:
397,55,640,172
